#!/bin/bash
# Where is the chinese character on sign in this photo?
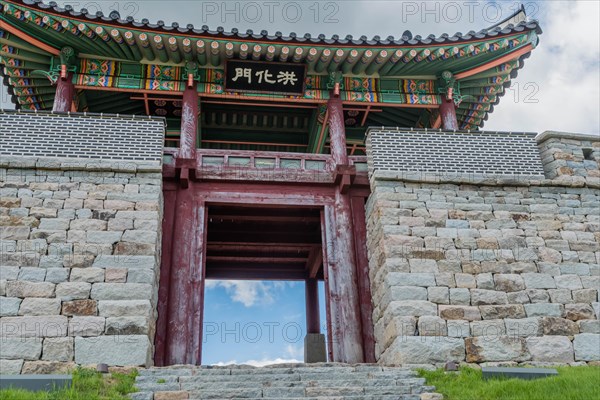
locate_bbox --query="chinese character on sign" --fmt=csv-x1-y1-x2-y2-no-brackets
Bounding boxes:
231,68,252,83
255,69,276,84
277,71,298,86
226,60,306,95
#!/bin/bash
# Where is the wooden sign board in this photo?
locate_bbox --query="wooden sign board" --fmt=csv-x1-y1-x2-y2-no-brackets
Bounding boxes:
225,60,306,96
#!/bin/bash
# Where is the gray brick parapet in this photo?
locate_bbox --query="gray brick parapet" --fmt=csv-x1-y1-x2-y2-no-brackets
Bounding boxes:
0,110,165,163
366,128,545,177
0,112,164,373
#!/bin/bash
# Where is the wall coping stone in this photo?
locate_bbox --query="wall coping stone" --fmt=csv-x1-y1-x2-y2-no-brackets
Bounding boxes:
0,109,166,125
0,156,161,173
370,170,600,189
536,131,600,144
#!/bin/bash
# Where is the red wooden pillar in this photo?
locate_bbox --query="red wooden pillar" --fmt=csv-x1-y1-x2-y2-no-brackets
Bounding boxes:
155,189,177,366
324,95,365,363
164,190,206,366
350,196,376,363
439,98,459,130
327,96,348,164
305,278,321,334
179,82,199,159
52,72,74,113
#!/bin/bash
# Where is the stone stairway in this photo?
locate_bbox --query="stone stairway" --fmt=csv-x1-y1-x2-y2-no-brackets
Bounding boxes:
130,363,439,400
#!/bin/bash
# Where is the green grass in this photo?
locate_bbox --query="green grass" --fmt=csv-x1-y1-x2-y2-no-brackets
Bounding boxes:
419,366,600,400
0,368,138,400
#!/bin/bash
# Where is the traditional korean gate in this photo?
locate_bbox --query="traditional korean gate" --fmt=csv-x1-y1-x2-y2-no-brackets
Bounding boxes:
154,175,374,366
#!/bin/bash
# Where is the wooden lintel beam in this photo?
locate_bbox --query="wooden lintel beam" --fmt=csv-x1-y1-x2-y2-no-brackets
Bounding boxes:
207,256,307,263
207,241,315,249
208,214,320,223
205,269,308,281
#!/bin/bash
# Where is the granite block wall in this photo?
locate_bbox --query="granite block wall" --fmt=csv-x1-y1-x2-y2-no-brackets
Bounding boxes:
366,128,600,366
0,111,165,374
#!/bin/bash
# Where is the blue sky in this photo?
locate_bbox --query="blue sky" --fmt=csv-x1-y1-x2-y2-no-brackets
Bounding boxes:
202,280,327,365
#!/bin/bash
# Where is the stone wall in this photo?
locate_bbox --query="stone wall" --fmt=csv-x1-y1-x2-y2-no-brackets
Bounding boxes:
366,128,600,366
0,111,165,374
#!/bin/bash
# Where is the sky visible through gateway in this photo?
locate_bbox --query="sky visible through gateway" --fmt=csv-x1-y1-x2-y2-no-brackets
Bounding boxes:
202,281,328,365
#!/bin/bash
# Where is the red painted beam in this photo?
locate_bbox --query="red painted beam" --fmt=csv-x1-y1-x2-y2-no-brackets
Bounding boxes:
455,44,533,80
206,256,307,263
207,242,315,251
208,214,321,223
305,278,321,334
52,72,74,113
206,267,309,281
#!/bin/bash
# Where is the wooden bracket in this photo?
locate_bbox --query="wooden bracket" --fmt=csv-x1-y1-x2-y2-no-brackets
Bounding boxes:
179,167,190,189
175,157,197,188
334,165,357,194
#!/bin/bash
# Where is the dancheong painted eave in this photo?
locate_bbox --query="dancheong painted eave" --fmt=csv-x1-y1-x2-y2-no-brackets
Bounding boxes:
0,0,542,130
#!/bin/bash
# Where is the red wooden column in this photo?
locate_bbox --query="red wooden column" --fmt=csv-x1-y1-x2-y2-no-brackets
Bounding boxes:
439,98,459,130
164,192,207,365
350,196,376,363
179,81,199,159
52,71,74,113
305,278,321,334
154,188,177,366
327,96,348,165
325,95,365,363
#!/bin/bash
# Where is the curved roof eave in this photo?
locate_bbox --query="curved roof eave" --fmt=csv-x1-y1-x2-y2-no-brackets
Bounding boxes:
8,0,542,47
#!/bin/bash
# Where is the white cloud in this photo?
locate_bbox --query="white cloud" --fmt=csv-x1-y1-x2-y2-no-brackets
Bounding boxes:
483,1,600,134
284,344,303,359
205,280,274,307
211,358,301,367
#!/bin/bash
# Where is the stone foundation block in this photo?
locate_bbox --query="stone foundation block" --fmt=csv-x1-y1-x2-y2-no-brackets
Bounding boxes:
74,335,151,366
573,333,600,361
42,337,74,362
0,359,24,374
526,336,574,362
466,336,530,363
18,298,61,316
383,336,465,364
0,338,42,360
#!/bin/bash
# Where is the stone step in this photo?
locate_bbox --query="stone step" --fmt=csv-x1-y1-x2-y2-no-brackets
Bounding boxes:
175,378,419,390
140,371,418,383
132,364,436,400
185,385,426,398
137,365,413,377
136,379,426,392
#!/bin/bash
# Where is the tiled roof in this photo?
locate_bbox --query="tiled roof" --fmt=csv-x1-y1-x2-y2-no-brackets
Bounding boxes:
14,0,542,46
